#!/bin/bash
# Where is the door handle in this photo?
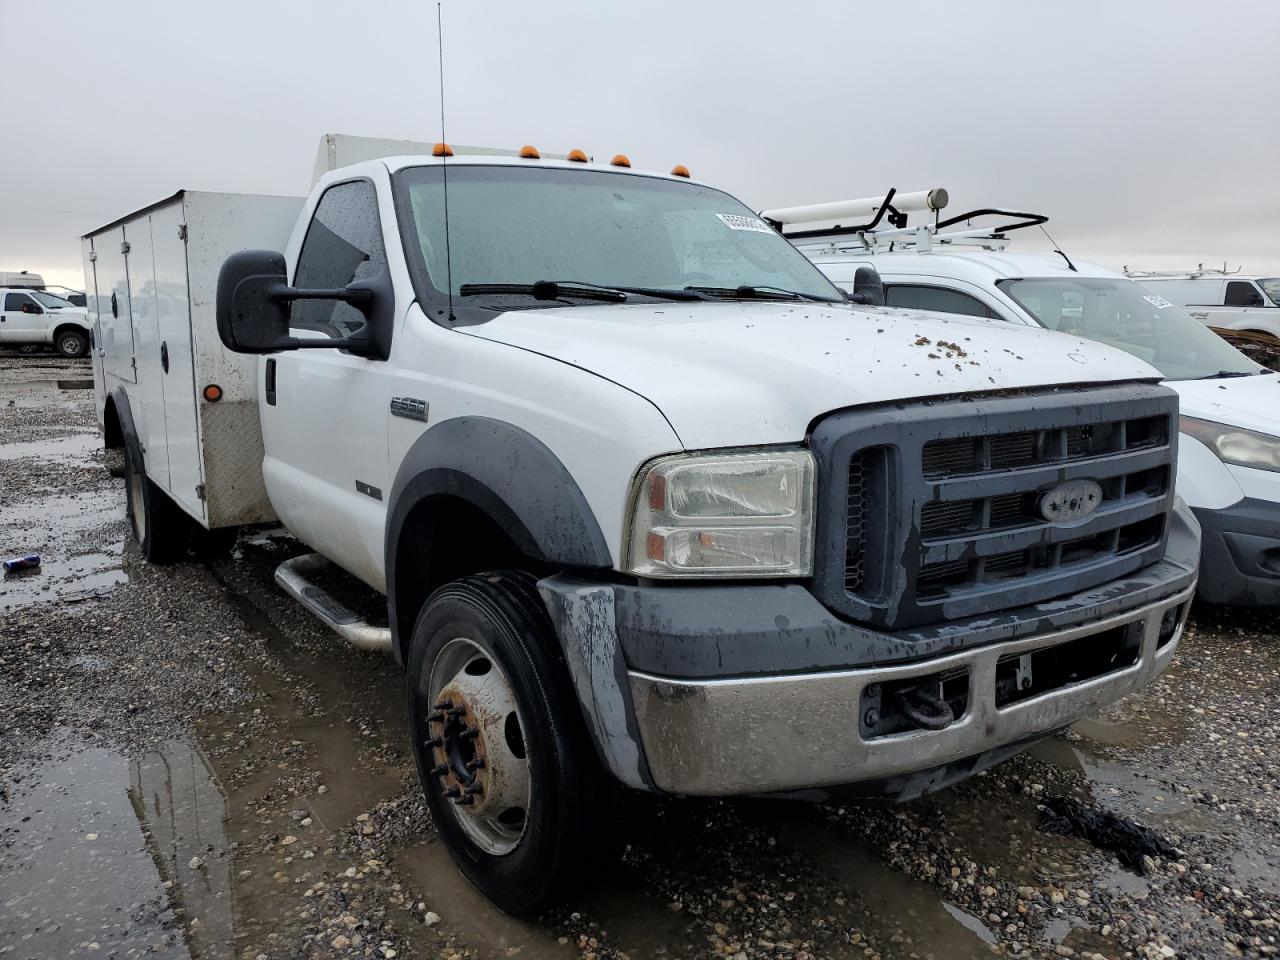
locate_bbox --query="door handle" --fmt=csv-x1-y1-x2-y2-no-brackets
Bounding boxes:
160,341,169,374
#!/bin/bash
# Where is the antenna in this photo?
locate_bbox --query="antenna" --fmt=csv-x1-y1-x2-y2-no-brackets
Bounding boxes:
437,2,455,322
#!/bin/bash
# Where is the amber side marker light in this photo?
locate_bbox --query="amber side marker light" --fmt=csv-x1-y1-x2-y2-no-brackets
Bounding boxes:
203,384,223,403
671,164,691,178
432,142,454,157
519,145,541,159
567,148,588,162
610,154,631,168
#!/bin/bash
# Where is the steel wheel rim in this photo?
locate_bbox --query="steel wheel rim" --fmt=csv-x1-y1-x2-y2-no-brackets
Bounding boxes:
127,466,146,544
425,635,531,856
60,335,79,355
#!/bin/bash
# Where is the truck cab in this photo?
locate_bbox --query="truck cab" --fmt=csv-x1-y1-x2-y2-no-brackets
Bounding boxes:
99,146,1199,914
778,190,1280,606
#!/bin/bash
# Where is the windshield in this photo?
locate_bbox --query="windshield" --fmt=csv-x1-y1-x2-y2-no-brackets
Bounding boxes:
30,290,73,308
1260,278,1280,307
997,277,1260,380
394,164,843,306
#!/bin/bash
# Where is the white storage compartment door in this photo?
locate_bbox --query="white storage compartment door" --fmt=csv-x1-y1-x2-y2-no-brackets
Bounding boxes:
96,228,137,383
151,202,205,521
124,217,171,490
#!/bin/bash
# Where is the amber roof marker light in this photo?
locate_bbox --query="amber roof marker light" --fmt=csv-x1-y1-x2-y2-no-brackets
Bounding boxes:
610,154,631,168
519,145,541,159
671,164,691,178
567,149,589,162
432,142,454,157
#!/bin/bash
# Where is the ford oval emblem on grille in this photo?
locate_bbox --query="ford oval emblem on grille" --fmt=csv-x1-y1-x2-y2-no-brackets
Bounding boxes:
1039,479,1103,523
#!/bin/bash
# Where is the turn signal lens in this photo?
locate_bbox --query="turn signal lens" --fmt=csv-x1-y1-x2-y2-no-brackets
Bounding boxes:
432,142,454,157
203,384,223,403
519,145,540,159
610,154,631,168
567,148,588,162
671,164,690,178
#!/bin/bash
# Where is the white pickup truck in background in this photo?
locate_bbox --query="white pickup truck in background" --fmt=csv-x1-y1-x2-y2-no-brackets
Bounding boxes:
0,286,92,356
1124,271,1280,340
85,137,1198,914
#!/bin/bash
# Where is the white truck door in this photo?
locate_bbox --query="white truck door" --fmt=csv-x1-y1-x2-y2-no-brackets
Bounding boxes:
151,202,204,519
0,291,46,342
124,217,171,490
96,230,138,383
260,178,391,590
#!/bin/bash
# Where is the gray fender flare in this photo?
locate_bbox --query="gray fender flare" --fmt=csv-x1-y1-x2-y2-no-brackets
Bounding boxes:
385,416,613,653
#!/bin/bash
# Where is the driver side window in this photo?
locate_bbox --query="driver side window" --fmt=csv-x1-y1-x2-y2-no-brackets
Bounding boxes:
292,180,386,338
4,292,39,313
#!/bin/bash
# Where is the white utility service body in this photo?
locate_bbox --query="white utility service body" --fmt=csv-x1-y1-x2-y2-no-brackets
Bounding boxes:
1126,272,1280,339
83,190,303,527
0,286,91,355
94,144,1199,912
779,193,1280,605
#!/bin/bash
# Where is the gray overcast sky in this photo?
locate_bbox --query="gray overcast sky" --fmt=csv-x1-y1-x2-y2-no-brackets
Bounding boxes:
3,0,1278,290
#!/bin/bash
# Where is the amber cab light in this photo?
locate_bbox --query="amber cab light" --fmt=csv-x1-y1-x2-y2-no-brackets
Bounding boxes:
432,142,454,157
567,148,588,162
610,154,631,168
519,145,541,159
671,164,691,178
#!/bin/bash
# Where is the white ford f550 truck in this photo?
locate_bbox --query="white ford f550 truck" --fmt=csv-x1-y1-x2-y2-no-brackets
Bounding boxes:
86,140,1198,914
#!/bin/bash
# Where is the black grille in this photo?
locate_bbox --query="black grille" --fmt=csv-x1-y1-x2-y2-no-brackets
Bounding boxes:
846,450,871,591
811,384,1179,629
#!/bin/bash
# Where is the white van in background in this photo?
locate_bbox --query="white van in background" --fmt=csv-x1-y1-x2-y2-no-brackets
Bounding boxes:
767,190,1280,606
1127,270,1280,339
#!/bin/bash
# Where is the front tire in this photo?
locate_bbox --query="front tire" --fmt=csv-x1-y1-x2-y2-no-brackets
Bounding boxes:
123,442,190,564
55,329,89,358
406,571,612,916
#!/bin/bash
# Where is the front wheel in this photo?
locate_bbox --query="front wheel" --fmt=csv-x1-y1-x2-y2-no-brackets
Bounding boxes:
406,571,613,916
55,329,89,358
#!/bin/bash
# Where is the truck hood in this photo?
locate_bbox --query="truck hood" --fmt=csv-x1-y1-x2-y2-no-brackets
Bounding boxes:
463,301,1161,448
1170,372,1280,437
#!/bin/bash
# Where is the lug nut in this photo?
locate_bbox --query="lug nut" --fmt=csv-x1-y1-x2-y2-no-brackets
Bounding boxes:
460,727,480,740
454,795,475,806
426,711,444,723
426,736,443,748
465,758,485,772
430,763,448,777
434,698,454,711
447,706,466,718
464,784,483,796
443,785,461,799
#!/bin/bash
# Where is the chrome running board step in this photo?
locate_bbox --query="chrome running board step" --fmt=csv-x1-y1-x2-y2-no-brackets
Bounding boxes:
274,553,392,653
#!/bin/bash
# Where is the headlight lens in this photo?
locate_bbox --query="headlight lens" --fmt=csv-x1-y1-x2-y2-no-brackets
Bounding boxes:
626,449,816,577
1180,416,1280,473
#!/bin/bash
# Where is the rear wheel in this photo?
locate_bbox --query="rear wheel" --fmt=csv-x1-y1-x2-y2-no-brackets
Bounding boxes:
406,571,612,916
55,329,89,358
123,442,190,564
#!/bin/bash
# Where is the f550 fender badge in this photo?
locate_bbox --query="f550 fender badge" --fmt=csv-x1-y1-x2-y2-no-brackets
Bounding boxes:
390,397,428,422
1039,479,1103,523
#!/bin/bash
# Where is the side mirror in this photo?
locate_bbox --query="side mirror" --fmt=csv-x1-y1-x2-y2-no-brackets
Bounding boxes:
216,250,387,357
20,302,42,315
846,266,885,307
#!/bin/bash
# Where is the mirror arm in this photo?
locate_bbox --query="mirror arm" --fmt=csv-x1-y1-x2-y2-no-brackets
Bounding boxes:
270,285,375,306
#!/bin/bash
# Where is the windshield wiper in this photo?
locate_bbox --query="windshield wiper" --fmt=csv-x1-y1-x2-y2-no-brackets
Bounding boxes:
685,284,835,302
459,280,707,303
1201,370,1261,379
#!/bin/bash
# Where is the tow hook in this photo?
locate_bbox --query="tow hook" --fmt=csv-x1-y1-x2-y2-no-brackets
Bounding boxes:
894,685,956,731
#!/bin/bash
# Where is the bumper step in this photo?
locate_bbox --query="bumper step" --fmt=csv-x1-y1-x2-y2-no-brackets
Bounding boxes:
274,553,391,653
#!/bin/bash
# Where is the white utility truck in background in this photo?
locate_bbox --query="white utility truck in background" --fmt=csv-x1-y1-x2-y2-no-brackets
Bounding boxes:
1123,268,1280,340
772,189,1280,606
0,284,92,356
87,137,1198,914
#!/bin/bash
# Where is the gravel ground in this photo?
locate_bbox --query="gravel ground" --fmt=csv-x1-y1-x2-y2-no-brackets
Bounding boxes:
2,349,1278,960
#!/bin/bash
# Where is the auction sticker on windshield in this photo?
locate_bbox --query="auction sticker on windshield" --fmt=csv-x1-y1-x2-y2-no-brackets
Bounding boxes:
716,213,773,234
1143,294,1174,309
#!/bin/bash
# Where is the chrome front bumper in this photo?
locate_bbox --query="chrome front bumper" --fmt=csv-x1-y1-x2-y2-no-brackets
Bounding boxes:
627,582,1194,796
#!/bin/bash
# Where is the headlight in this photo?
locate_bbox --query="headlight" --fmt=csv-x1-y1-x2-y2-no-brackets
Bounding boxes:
1180,416,1280,473
625,449,816,578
